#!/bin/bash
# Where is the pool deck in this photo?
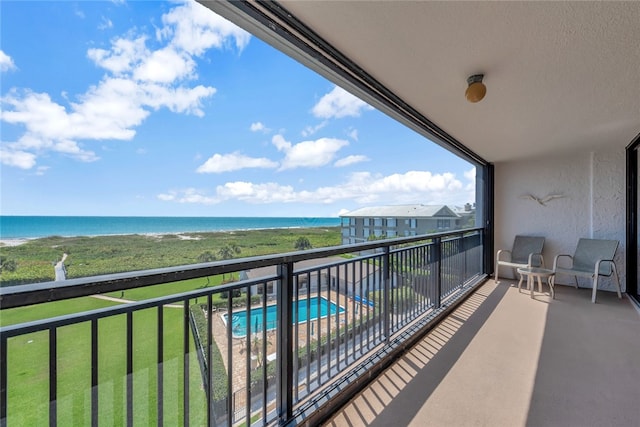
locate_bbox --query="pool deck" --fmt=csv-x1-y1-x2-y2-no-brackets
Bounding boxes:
210,291,367,416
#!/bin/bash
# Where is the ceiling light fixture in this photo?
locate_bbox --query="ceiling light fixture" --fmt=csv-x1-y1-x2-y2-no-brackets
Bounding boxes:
465,74,486,103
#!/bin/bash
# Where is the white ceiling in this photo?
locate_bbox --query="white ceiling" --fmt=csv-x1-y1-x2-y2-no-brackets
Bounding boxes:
277,1,640,163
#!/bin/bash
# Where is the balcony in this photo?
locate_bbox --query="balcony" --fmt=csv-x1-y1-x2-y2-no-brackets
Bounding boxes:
0,229,486,426
325,280,640,427
3,228,638,426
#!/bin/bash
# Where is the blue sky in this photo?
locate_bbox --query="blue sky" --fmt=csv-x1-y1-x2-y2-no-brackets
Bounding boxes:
0,0,475,217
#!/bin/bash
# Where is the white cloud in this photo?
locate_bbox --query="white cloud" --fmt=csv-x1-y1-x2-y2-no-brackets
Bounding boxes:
196,152,278,173
0,50,16,72
272,134,349,170
159,169,474,207
216,181,298,203
133,47,196,83
1,0,245,169
0,147,37,169
159,0,250,56
347,128,358,141
334,155,369,167
98,16,113,30
312,86,372,119
250,121,270,133
35,166,49,176
464,167,476,191
88,36,148,75
301,121,327,137
157,188,219,204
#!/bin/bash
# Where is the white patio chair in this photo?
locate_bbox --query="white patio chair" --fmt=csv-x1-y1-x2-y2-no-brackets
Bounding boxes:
495,235,545,283
552,238,621,303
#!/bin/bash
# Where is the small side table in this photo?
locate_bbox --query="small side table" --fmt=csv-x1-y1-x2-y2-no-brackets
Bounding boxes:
516,267,555,299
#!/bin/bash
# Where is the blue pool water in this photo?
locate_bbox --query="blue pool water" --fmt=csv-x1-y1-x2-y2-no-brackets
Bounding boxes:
223,296,344,337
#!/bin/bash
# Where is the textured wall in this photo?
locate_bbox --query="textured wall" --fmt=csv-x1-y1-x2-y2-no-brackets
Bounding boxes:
494,148,626,291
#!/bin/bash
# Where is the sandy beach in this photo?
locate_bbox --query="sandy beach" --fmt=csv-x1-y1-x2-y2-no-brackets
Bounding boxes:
0,239,29,247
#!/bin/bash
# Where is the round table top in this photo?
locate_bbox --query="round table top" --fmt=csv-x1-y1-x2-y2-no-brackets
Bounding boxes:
516,266,555,276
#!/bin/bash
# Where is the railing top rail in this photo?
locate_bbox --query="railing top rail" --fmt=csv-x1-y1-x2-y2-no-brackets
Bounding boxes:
0,228,482,309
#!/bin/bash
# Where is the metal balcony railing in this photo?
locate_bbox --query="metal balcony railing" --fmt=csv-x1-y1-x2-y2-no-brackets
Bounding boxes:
0,228,486,426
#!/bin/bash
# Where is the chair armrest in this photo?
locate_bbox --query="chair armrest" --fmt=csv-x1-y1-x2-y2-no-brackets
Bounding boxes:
594,258,616,276
553,254,573,271
527,252,544,268
496,249,512,262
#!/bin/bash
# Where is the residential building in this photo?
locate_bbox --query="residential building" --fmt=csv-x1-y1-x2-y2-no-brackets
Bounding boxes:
340,204,464,244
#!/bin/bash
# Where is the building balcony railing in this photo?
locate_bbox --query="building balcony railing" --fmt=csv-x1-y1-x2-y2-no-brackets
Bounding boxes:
0,228,486,426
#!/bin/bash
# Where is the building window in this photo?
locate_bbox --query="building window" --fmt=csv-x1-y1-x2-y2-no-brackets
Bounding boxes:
363,227,369,237
374,217,383,227
437,219,451,229
363,218,370,227
386,218,396,227
387,230,397,237
410,219,417,228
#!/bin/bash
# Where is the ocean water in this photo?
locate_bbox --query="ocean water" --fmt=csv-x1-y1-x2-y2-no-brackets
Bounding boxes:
0,216,341,239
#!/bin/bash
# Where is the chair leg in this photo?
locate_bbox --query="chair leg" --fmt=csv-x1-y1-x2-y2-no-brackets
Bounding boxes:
612,264,622,299
495,262,499,283
517,273,524,292
591,275,599,303
573,275,579,289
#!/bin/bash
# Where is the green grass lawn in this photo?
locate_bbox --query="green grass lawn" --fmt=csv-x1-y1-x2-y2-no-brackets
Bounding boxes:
4,302,207,425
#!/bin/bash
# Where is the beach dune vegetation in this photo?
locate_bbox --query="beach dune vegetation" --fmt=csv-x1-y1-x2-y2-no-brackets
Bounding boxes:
0,227,340,286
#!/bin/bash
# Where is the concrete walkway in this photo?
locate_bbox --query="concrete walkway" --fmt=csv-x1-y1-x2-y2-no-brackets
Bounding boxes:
90,294,182,308
54,253,68,281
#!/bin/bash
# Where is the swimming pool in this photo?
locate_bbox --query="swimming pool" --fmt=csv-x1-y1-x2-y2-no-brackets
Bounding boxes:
222,296,344,337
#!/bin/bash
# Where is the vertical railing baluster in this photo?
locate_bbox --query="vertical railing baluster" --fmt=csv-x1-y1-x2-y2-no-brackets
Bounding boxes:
245,285,251,427
358,259,364,353
226,293,233,427
0,335,7,427
316,271,322,387
383,246,391,344
365,259,371,350
127,312,133,427
435,237,442,308
157,307,163,427
276,262,293,424
49,328,57,427
261,282,268,422
326,266,332,379
91,319,99,427
182,302,189,427
334,266,340,371
206,295,212,427
305,271,311,396
293,274,299,403
350,261,356,362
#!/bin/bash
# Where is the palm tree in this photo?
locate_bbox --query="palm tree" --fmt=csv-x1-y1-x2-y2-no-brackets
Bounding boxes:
197,251,217,263
294,236,312,251
218,244,241,281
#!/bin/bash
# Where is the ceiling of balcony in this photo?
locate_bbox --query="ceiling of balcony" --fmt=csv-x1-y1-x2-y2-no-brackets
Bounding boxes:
278,1,640,163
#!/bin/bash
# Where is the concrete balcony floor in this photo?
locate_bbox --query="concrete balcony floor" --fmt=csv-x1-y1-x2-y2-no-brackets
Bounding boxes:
324,279,640,427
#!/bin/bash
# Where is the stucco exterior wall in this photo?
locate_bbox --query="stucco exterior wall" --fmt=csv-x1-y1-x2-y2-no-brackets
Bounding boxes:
494,148,626,291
